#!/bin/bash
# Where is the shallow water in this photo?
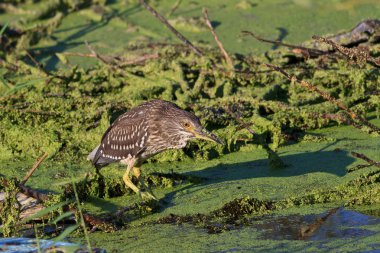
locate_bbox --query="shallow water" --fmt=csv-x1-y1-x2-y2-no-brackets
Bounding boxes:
256,208,380,241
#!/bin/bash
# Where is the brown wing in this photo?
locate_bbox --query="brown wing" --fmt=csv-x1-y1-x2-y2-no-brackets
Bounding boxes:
92,113,149,168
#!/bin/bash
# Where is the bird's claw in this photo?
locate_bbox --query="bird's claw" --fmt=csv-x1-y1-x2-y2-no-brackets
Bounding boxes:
139,190,157,201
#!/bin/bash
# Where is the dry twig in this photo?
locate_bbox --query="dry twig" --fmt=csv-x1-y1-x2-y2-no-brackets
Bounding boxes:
61,51,160,67
203,8,233,69
349,152,380,172
320,113,363,131
226,107,257,136
113,202,143,217
139,0,203,56
299,207,340,239
25,50,50,76
80,211,116,232
84,41,113,66
312,35,380,67
118,53,160,67
242,31,328,58
0,177,113,231
167,0,182,17
265,63,380,134
0,178,50,202
84,41,129,78
20,152,48,186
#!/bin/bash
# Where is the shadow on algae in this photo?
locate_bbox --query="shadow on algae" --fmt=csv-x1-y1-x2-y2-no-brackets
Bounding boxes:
157,149,353,206
184,150,351,181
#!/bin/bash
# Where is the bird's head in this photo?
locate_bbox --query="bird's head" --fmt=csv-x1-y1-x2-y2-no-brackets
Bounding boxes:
173,110,224,145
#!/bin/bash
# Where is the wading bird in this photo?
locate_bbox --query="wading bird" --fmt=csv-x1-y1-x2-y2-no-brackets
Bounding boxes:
88,99,223,200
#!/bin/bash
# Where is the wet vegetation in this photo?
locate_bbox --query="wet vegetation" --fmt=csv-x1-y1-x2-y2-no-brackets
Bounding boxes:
0,0,380,252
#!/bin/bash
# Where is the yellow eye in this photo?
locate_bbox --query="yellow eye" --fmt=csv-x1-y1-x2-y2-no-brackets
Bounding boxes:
183,122,191,128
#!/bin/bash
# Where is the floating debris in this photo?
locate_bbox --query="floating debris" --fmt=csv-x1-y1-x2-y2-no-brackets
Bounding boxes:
0,237,106,253
255,208,380,241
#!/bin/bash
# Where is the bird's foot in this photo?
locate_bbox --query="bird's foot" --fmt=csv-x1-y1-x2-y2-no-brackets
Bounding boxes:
139,190,157,201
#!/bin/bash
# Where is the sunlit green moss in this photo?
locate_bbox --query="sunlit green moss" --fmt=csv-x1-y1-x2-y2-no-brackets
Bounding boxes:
1,0,380,251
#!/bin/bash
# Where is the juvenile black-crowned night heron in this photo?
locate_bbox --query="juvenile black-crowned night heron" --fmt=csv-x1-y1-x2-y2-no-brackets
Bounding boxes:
88,99,223,200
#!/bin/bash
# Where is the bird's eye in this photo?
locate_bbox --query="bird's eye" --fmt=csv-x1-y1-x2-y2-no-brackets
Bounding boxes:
183,122,191,128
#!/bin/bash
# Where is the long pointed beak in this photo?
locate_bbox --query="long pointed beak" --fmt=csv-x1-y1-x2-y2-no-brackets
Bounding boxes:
194,128,224,145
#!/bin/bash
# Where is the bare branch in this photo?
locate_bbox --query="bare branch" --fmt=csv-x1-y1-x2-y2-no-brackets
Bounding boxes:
118,53,160,67
351,152,380,167
20,152,48,186
0,178,50,202
84,41,112,66
313,35,380,67
203,8,233,69
138,0,203,56
61,51,160,67
167,0,182,17
299,207,340,239
242,30,328,57
25,50,50,76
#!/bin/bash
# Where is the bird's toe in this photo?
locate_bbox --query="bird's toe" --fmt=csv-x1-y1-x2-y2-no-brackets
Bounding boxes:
139,190,158,201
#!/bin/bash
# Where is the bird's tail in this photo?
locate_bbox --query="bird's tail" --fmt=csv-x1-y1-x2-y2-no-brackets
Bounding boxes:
87,145,116,169
87,145,99,162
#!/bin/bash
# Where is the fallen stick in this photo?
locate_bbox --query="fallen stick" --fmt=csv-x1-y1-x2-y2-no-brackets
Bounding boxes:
81,212,115,232
113,202,142,217
299,207,340,239
320,113,363,131
84,41,113,66
1,153,49,201
313,35,380,67
25,50,50,77
351,152,380,167
118,53,160,67
226,107,257,136
0,177,113,231
0,154,114,233
61,52,160,66
84,41,128,78
21,152,48,186
167,0,182,17
242,30,328,57
0,178,50,202
203,8,233,69
139,0,203,56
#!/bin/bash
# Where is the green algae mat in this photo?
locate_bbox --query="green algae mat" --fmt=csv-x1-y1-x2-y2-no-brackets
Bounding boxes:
0,0,380,252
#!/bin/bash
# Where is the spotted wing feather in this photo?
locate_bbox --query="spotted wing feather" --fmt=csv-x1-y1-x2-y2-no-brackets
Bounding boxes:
92,115,149,169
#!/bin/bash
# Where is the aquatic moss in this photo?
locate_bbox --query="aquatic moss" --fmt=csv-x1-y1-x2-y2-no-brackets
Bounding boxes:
1,40,379,162
0,179,21,237
1,1,380,250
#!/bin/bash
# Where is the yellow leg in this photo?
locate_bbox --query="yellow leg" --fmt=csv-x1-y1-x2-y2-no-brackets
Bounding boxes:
133,167,157,200
132,166,141,178
123,166,157,200
123,165,141,195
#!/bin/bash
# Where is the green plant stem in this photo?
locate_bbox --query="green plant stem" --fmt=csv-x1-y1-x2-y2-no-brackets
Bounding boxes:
72,181,92,252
